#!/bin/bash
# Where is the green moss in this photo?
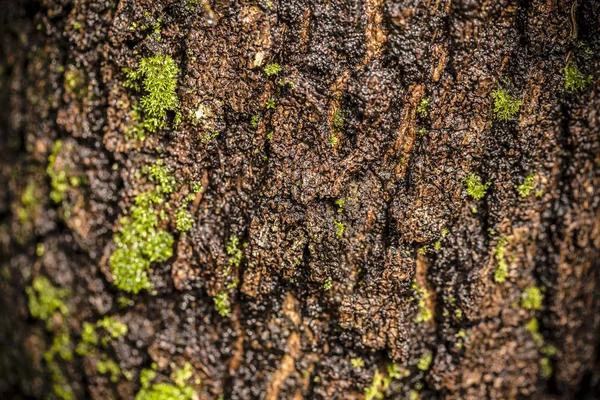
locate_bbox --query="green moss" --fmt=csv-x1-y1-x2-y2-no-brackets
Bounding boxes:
418,127,427,139
250,115,260,128
136,364,195,400
323,276,333,291
97,358,121,383
350,357,364,369
109,191,174,294
329,134,339,147
333,109,346,130
263,63,281,77
18,181,38,223
123,54,181,138
521,286,543,310
27,276,69,329
97,316,128,339
412,281,432,323
387,363,409,380
47,141,70,204
143,160,176,194
334,220,345,237
525,318,544,346
564,60,592,92
540,357,552,379
266,98,275,110
335,198,345,213
417,97,431,118
417,352,432,371
214,291,231,317
493,236,508,283
464,173,490,200
76,322,98,356
226,235,244,270
491,89,521,121
518,174,537,198
172,362,194,387
364,370,386,400
176,208,193,233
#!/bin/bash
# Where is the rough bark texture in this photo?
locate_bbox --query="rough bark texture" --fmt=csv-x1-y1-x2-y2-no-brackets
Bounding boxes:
1,0,600,399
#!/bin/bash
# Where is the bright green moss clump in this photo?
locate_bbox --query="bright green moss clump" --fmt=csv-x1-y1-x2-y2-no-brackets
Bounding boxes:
417,352,432,371
214,291,231,317
27,276,69,329
263,63,281,76
136,364,195,400
417,96,431,118
143,160,176,194
124,54,181,138
564,60,592,92
464,173,490,200
518,174,537,198
493,236,508,283
521,286,543,310
96,358,121,383
412,281,432,323
109,191,174,294
491,89,521,121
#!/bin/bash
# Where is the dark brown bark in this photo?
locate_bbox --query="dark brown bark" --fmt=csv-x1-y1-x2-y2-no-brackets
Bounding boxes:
1,0,600,399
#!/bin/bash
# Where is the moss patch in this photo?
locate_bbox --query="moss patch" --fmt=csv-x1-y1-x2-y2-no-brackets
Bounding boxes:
491,89,521,121
564,60,592,92
464,173,490,200
123,54,181,139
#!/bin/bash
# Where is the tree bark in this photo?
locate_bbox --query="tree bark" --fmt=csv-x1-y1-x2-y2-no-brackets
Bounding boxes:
1,0,600,399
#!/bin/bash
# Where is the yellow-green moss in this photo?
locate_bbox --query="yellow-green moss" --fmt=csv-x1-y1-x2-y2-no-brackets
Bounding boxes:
417,97,431,118
351,357,364,369
491,89,521,121
493,236,508,283
135,363,196,400
412,281,432,324
334,220,345,237
109,191,174,294
263,63,281,77
96,358,121,383
214,291,231,317
417,352,432,371
521,286,543,310
564,60,592,92
518,174,537,198
27,276,69,329
464,173,490,200
123,54,181,139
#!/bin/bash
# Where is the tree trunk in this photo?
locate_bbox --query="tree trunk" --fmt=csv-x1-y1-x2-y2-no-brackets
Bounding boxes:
1,0,599,399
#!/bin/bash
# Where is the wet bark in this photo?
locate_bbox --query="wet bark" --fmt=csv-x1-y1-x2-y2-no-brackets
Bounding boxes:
1,0,600,399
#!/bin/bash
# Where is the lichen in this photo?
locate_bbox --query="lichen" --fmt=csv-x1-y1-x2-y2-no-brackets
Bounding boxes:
464,173,490,200
491,88,521,121
564,60,592,92
521,286,543,310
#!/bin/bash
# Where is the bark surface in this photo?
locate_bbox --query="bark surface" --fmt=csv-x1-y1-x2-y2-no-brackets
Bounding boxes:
1,0,600,399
